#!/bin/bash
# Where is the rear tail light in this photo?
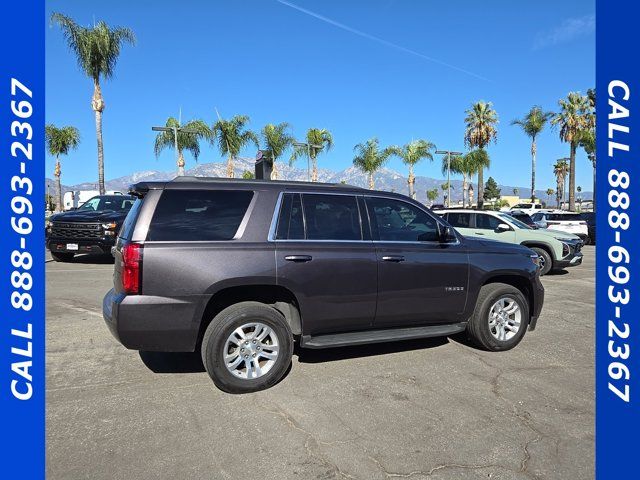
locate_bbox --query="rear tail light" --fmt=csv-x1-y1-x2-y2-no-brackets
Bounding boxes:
121,242,143,295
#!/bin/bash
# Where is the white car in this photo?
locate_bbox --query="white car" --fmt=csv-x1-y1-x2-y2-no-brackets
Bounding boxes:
509,203,546,215
530,211,589,241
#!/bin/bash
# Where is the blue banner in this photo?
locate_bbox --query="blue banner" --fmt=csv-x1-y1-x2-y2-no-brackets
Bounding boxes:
0,0,45,478
596,0,640,477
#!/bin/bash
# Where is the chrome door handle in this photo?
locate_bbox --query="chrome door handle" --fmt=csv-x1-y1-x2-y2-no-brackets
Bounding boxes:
284,255,312,262
382,255,405,262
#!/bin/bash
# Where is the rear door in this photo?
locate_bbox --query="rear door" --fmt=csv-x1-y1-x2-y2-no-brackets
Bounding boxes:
366,196,469,327
274,192,377,336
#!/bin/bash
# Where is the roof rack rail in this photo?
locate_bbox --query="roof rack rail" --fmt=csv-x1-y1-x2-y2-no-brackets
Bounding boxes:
170,176,362,189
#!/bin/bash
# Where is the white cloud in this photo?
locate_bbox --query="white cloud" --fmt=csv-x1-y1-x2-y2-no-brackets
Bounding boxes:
534,14,595,50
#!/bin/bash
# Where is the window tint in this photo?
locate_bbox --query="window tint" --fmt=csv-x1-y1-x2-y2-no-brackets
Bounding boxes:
475,213,502,230
147,190,253,241
531,213,544,221
367,197,439,242
119,198,143,241
445,212,472,228
302,194,361,240
275,193,304,240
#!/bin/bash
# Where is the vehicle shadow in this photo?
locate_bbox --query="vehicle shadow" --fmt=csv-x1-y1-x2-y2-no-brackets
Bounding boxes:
139,351,205,373
138,336,451,375
295,336,449,363
547,269,569,276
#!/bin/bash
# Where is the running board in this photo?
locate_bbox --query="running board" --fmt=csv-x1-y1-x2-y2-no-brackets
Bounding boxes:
301,323,467,349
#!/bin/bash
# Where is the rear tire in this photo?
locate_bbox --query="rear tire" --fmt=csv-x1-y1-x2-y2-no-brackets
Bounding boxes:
51,252,75,262
530,247,552,276
201,301,293,394
466,283,529,351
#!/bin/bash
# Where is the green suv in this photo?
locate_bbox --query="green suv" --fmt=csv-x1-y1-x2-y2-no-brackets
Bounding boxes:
436,209,583,275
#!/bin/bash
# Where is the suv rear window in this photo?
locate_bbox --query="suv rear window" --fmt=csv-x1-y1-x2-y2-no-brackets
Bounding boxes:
147,190,253,241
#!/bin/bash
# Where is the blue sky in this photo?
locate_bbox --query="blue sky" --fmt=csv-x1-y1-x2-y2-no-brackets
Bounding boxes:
46,0,595,190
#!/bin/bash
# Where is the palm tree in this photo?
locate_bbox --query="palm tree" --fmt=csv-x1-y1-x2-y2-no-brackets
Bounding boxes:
45,124,80,212
352,138,394,189
579,128,596,211
440,182,454,205
153,117,211,176
513,188,519,196
211,114,259,178
290,128,333,182
553,159,569,209
426,188,439,206
447,149,488,208
511,106,553,201
389,140,436,199
546,188,555,206
261,123,294,180
551,92,593,211
464,101,498,209
51,13,135,195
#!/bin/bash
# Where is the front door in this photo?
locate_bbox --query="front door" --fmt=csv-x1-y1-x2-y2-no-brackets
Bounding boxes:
274,193,377,336
472,212,517,242
366,196,469,328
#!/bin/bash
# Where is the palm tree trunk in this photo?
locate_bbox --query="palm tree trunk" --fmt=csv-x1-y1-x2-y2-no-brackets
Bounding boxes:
271,161,278,181
477,168,484,209
592,159,596,211
531,140,537,201
462,175,468,208
408,165,415,199
177,151,185,176
368,172,374,190
568,141,577,211
91,80,106,195
312,157,318,182
226,154,234,178
54,157,62,213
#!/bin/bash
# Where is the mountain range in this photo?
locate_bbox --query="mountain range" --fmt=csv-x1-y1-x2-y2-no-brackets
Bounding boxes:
46,157,593,205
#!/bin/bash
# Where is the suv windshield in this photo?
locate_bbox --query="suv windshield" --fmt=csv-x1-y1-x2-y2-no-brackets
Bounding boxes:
79,195,135,212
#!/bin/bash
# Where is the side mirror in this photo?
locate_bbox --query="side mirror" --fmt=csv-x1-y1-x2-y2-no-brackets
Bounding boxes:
495,223,511,232
439,226,457,243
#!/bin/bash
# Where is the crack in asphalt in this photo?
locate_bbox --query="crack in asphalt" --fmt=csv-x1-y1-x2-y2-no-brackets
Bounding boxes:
262,405,359,479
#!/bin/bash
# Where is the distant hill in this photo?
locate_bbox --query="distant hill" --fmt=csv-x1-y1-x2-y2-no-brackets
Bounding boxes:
46,157,593,205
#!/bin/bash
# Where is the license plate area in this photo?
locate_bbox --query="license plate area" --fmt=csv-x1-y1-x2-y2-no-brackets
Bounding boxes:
66,243,79,251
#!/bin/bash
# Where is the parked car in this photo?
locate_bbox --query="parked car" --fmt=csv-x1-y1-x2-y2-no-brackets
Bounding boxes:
509,203,545,215
46,194,136,262
435,209,583,276
507,211,539,229
530,211,589,242
103,178,544,393
578,212,596,245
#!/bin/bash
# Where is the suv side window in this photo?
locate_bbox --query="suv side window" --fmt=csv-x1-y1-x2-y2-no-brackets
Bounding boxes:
147,190,253,241
445,212,472,228
275,193,304,240
475,213,502,230
302,194,362,241
367,197,439,242
531,212,544,222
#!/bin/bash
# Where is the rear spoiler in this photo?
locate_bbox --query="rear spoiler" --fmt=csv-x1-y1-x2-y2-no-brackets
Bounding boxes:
128,181,168,198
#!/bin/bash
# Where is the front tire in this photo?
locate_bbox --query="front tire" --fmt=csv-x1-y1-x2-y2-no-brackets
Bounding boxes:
530,247,552,276
466,283,529,351
51,251,75,262
201,302,293,394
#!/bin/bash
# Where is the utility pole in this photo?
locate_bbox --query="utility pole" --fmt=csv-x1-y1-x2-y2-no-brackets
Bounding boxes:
436,150,462,208
151,124,199,176
293,141,324,181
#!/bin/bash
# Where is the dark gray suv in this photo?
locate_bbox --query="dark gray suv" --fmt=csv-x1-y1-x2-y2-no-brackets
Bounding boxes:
103,178,544,393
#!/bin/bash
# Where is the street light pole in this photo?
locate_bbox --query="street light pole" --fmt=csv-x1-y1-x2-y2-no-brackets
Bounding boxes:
293,141,324,181
436,150,463,208
152,125,199,176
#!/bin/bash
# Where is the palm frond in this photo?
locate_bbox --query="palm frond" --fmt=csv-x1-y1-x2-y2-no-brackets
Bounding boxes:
45,124,81,157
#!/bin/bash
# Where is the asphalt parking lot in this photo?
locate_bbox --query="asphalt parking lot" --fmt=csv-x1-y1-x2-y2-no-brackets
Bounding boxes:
46,247,594,480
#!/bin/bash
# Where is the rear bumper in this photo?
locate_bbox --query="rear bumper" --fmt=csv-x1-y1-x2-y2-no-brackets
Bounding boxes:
102,288,205,352
528,275,545,331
